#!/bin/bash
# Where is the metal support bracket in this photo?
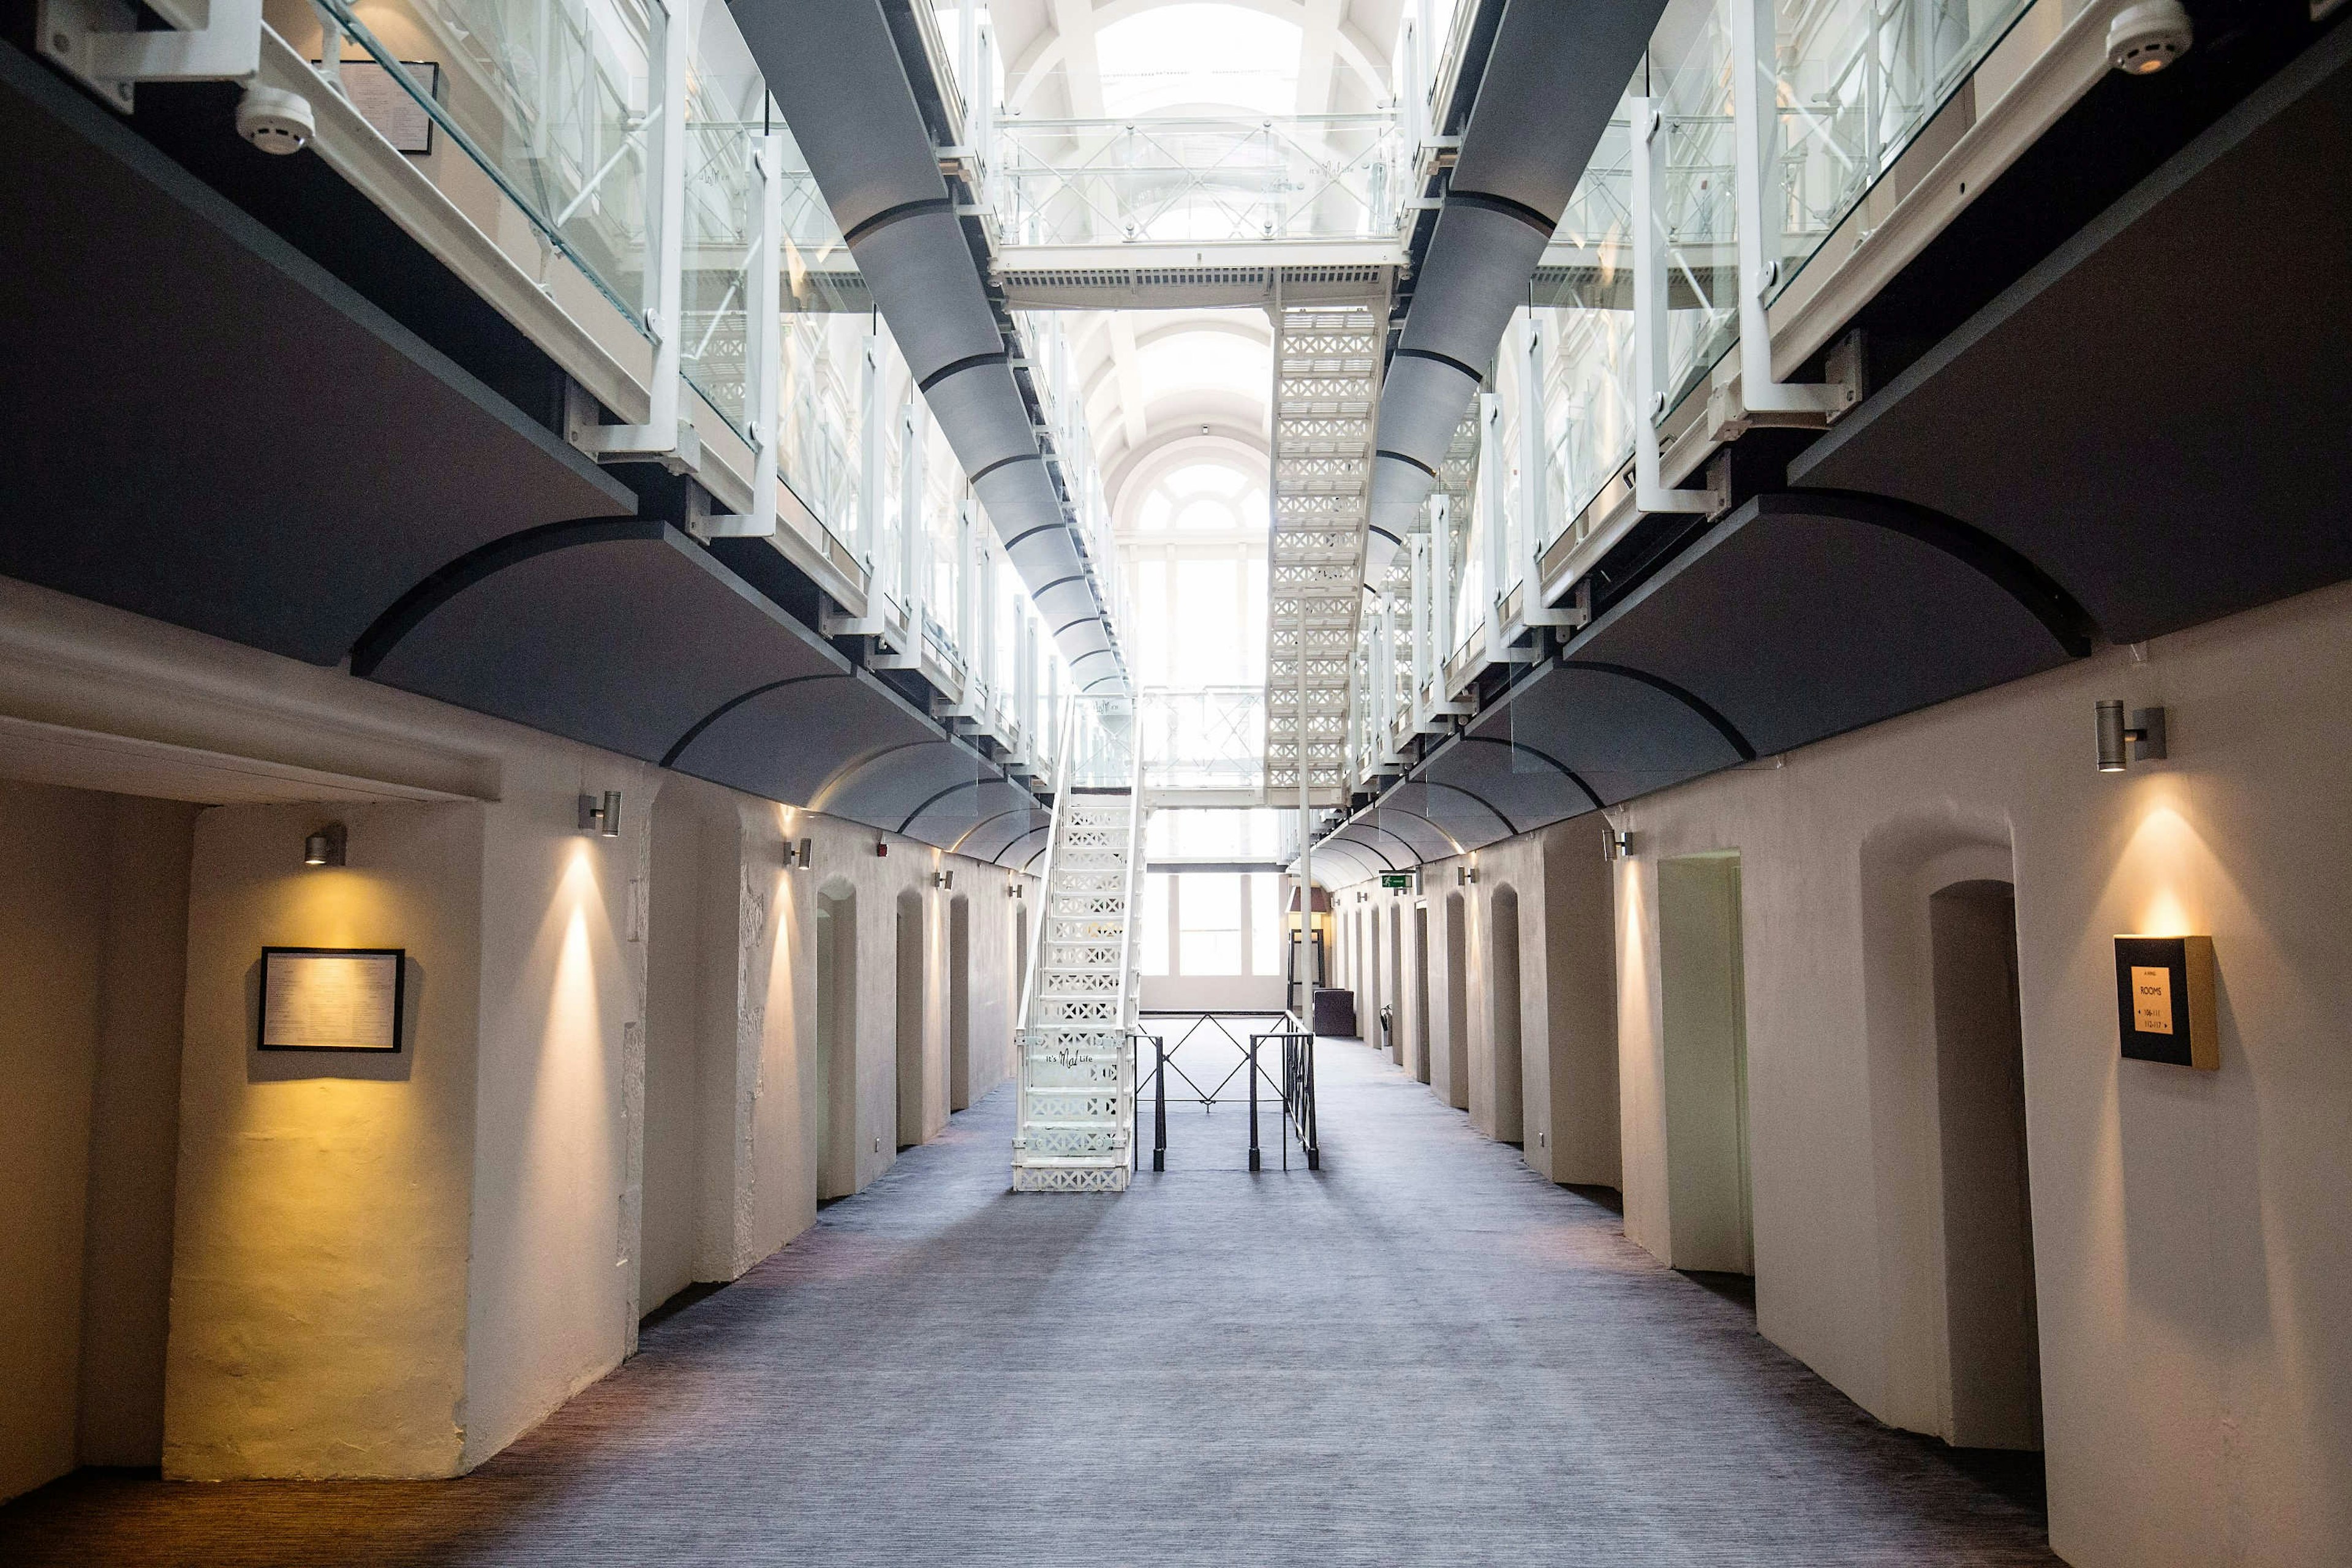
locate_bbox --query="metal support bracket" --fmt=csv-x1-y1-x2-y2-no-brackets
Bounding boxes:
40,0,262,110
1631,98,1730,518
1730,0,1860,423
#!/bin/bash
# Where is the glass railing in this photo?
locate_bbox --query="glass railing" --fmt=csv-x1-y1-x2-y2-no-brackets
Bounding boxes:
1540,103,1638,530
681,110,756,440
1768,0,2035,301
293,0,655,331
992,115,1406,245
1657,0,1740,415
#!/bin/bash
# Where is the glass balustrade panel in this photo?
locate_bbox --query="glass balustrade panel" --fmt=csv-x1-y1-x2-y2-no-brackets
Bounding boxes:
1770,0,2034,300
1656,0,1740,413
293,0,654,330
1540,98,1638,527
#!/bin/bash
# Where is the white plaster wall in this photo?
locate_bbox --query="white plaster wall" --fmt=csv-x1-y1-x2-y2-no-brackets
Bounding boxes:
0,782,109,1500
77,794,201,1469
167,800,486,1480
1602,581,2352,1567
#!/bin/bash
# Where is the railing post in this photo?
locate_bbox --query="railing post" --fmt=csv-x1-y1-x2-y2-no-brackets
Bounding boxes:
857,334,883,570
1302,1034,1319,1170
1479,390,1507,662
1153,1036,1166,1171
1247,1038,1262,1173
1632,97,1723,515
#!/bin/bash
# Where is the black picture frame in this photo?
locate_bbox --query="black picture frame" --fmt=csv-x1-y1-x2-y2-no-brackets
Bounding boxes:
258,946,407,1052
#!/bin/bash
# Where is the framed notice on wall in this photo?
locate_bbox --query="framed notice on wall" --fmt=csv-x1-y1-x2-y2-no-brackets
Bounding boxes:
259,947,406,1052
2113,935,2217,1070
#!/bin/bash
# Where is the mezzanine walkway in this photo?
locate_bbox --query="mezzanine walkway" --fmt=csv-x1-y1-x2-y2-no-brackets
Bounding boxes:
0,1042,2055,1566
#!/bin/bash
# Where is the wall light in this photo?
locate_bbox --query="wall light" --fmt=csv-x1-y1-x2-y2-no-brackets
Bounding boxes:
1457,864,1476,885
933,869,954,889
875,840,889,858
578,791,624,837
2107,1,2192,74
782,837,813,869
2095,700,2168,772
303,822,347,867
1602,828,1634,862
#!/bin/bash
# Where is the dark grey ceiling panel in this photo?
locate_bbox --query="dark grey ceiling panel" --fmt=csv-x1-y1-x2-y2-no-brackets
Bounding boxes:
0,48,634,667
1420,725,1602,834
1352,807,1461,865
668,666,938,807
1793,26,2352,644
1466,660,1743,808
1373,779,1512,856
903,775,1038,846
1567,492,2082,758
813,737,1001,833
946,805,1049,865
723,0,945,232
356,521,844,764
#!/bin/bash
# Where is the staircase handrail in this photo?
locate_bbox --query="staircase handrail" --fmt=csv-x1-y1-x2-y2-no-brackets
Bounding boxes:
1015,691,1079,1034
1113,703,1148,1041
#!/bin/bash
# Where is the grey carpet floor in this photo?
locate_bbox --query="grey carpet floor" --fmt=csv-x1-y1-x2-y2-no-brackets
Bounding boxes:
0,1038,2059,1566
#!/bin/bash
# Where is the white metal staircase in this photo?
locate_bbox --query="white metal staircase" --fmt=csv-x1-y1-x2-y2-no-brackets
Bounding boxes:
1012,698,1147,1193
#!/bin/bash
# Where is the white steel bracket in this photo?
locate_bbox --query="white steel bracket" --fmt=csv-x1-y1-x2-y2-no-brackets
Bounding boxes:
1729,0,1860,423
688,133,785,540
40,0,262,110
577,0,695,468
1630,98,1730,518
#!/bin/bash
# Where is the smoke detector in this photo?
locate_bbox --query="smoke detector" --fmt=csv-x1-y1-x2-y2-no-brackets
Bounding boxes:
236,86,314,154
2107,1,2193,74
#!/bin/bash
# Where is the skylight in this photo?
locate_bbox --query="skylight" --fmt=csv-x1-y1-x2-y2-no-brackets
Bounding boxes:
1095,4,1303,117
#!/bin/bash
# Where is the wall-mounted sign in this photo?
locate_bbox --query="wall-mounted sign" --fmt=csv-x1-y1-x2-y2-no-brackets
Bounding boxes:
313,59,440,154
259,948,405,1052
1380,872,1413,891
2113,935,2217,1070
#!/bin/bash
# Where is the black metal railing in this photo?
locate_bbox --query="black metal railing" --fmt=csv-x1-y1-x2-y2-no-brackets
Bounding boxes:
1130,1011,1321,1173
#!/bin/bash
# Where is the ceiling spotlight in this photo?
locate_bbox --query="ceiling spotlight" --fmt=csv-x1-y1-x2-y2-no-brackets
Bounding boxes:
578,791,624,837
2108,1,2192,74
2095,701,2168,772
303,822,347,867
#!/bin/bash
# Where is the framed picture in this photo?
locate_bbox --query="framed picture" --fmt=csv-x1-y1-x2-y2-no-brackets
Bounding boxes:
314,58,440,155
2113,935,2217,1070
258,947,406,1052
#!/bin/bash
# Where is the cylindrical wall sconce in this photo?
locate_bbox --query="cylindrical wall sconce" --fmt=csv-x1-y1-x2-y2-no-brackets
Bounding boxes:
303,822,347,867
2095,700,2168,772
578,791,623,837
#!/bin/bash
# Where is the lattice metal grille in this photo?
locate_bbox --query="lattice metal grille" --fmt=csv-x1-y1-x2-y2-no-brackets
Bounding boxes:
1264,300,1381,802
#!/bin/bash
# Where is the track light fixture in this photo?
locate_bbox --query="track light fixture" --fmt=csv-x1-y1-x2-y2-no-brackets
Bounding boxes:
578,791,624,837
2095,701,2168,772
303,822,347,867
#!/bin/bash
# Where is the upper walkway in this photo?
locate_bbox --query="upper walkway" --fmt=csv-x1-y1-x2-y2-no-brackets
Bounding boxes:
0,1038,2054,1566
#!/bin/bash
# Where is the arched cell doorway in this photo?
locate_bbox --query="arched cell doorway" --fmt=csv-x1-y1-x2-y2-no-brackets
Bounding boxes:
1488,884,1524,1145
1412,903,1433,1085
1443,891,1469,1110
1657,852,1752,1275
895,888,927,1150
1930,879,2041,1450
948,894,973,1111
814,878,859,1200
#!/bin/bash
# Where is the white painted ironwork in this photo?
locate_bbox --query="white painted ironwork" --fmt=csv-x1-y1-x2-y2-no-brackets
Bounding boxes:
1014,695,1147,1193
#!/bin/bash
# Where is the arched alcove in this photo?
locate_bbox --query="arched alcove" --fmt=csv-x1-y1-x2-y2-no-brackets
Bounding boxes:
1488,884,1524,1145
947,894,973,1112
1443,892,1470,1110
894,889,927,1150
814,877,859,1201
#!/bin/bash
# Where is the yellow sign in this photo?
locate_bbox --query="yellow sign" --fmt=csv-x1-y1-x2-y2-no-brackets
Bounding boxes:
2130,965,2174,1035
